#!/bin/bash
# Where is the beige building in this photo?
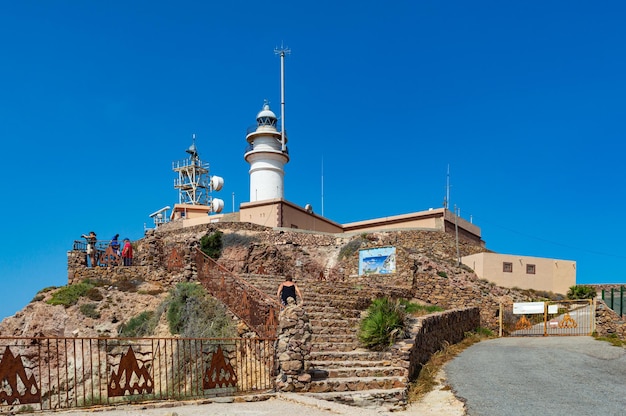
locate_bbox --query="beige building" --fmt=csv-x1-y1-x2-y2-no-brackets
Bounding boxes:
171,199,484,245
461,252,576,295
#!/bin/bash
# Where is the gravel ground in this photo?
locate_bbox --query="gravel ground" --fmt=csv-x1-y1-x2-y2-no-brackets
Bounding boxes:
38,392,462,416
445,336,626,416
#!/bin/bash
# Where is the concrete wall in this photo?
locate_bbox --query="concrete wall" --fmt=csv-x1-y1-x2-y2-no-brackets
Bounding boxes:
239,199,344,233
462,252,576,295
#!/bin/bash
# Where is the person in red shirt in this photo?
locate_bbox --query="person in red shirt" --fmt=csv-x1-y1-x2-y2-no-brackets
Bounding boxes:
121,238,133,266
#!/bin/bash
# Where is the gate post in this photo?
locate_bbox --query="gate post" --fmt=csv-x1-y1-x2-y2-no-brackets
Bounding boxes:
498,303,503,337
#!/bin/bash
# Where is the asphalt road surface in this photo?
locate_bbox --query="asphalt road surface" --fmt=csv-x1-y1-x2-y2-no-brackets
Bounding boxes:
445,336,626,416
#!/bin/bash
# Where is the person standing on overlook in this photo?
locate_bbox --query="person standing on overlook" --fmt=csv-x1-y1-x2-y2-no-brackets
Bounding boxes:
276,276,303,307
81,231,97,267
110,234,120,256
121,238,133,266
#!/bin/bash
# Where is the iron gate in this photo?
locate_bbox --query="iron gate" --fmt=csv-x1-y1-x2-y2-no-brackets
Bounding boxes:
499,299,595,337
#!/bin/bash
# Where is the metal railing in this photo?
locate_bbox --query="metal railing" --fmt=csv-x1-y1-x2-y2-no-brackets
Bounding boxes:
0,336,275,412
72,241,124,267
195,249,280,338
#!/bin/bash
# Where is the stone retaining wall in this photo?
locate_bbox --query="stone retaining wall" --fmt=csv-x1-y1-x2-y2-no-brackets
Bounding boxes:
392,307,481,381
595,299,626,338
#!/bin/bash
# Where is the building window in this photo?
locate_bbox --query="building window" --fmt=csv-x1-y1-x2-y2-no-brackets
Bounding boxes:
527,264,536,274
503,262,513,273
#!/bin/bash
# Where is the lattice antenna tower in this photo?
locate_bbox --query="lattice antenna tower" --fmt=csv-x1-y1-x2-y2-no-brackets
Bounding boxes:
274,44,290,151
173,134,223,207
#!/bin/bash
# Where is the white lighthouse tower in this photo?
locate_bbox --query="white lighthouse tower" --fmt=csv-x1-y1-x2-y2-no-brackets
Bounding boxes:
244,46,290,202
244,102,289,201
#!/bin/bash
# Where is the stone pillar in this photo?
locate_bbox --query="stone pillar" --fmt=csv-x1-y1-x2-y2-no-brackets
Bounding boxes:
274,298,312,392
67,250,87,285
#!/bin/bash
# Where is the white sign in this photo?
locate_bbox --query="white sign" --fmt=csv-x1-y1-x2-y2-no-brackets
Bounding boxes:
513,302,545,315
548,304,558,314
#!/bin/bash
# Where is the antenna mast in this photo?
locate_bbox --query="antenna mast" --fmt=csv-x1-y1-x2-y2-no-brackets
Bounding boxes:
274,44,290,151
321,157,325,217
444,164,450,210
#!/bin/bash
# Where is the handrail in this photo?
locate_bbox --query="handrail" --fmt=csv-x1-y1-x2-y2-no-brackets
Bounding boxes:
194,248,280,338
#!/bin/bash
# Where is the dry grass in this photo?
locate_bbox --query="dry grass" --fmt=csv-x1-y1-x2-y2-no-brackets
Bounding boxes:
407,329,494,403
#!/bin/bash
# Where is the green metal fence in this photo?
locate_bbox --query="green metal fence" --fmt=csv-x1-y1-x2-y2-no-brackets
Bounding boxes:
602,286,625,317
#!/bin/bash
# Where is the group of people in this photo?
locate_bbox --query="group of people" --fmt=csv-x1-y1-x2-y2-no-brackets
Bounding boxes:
81,231,133,267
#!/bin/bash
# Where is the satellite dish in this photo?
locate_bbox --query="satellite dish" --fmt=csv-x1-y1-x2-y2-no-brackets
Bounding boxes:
305,204,313,213
211,198,224,213
210,176,224,191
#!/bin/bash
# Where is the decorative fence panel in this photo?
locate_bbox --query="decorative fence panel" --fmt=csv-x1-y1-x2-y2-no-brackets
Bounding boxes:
195,250,280,338
0,337,274,413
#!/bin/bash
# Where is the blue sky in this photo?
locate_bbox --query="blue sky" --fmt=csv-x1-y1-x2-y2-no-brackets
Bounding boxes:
1,1,625,320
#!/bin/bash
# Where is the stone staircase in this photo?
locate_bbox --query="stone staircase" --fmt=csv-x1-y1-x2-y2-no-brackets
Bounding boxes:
240,273,411,409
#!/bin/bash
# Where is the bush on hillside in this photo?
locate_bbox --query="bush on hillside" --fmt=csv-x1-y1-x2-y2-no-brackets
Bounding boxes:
200,231,223,259
47,282,94,308
163,282,235,338
118,311,157,337
359,297,412,350
79,303,101,319
567,285,596,300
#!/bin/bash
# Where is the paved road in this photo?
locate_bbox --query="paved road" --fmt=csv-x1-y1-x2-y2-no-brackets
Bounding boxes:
445,336,626,416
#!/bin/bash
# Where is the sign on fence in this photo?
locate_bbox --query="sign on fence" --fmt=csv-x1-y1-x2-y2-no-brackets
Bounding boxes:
513,302,545,315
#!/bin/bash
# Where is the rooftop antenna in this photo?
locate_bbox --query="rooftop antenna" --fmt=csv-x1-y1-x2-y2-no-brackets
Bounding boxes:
321,156,325,217
444,164,451,210
274,43,290,152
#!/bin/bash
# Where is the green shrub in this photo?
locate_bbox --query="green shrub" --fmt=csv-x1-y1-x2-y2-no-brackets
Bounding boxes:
473,326,494,337
118,311,157,337
406,302,444,315
200,231,223,259
567,285,597,300
47,282,94,308
358,297,410,350
79,303,101,319
164,282,235,338
437,271,448,278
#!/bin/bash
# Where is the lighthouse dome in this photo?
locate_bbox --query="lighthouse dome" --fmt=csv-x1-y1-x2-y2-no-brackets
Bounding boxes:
256,103,277,127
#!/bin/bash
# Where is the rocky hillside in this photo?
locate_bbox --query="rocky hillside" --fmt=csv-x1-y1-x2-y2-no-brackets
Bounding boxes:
0,222,575,338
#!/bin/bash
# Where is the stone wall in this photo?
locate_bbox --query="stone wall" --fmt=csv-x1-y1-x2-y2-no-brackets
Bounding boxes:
595,299,626,338
391,307,481,381
274,300,312,392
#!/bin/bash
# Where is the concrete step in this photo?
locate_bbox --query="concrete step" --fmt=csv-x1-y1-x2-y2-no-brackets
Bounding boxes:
310,317,359,327
300,388,407,410
312,341,360,352
310,327,358,337
307,308,361,319
310,358,396,367
311,349,392,362
307,375,407,393
310,365,407,379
